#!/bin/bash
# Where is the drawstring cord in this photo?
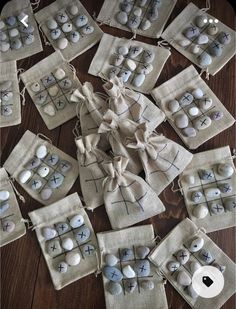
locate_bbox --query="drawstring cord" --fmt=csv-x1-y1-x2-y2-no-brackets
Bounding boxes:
201,0,211,12
171,178,183,195
21,218,34,229
9,177,25,203
39,24,51,46
67,63,77,79
157,40,171,50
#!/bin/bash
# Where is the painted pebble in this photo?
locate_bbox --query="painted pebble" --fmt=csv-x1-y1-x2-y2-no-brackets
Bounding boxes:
56,222,69,235
70,31,80,43
62,22,72,33
62,237,74,251
177,271,192,286
194,15,207,28
68,5,78,16
55,99,66,110
192,88,204,99
42,226,57,240
19,170,32,184
197,34,209,45
194,116,212,130
35,91,48,105
141,280,154,290
6,16,16,26
204,188,221,198
31,179,42,190
207,24,218,36
133,73,145,87
118,46,129,55
69,214,84,228
0,42,10,52
0,190,10,201
125,279,137,293
2,220,15,233
185,175,195,185
143,50,155,63
120,2,132,13
168,100,179,112
1,106,12,116
190,261,201,274
9,28,19,37
57,261,68,273
103,266,123,282
46,19,58,30
178,39,191,47
65,252,81,266
218,32,231,45
56,11,68,23
105,254,118,267
46,154,59,166
136,246,150,259
217,163,234,177
0,20,5,29
40,188,53,200
75,226,91,244
122,265,136,278
47,240,62,257
167,261,180,272
49,172,64,189
208,41,222,57
126,59,136,71
116,11,128,25
119,70,131,83
134,7,142,17
129,46,143,58
199,169,214,180
191,191,203,202
179,93,193,106
75,14,88,28
42,75,55,87
0,202,10,215
127,16,141,29
210,111,223,121
59,79,72,89
108,67,120,79
43,104,56,117
107,282,122,295
82,25,94,35
189,237,204,252
51,28,61,40
219,183,232,194
134,260,150,277
54,68,66,80
199,249,213,263
175,114,189,129
140,19,151,31
121,248,134,261
183,26,200,39
176,249,190,265
224,198,236,212
1,91,13,102
188,107,199,116
192,204,209,218
82,244,95,256
38,165,50,178
182,127,197,138
199,52,212,67
57,37,68,50
48,85,59,97
199,97,212,110
148,7,158,22
137,63,153,75
31,82,41,93
190,44,200,54
188,284,198,299
113,54,124,66
23,33,35,45
210,202,224,214
60,161,71,173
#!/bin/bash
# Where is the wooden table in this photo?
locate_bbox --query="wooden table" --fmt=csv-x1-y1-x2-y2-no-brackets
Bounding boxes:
1,0,235,308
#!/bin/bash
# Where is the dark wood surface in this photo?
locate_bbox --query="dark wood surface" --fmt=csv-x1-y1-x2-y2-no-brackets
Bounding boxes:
1,0,235,308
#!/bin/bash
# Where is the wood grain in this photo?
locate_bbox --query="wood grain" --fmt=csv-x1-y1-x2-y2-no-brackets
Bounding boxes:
0,0,235,308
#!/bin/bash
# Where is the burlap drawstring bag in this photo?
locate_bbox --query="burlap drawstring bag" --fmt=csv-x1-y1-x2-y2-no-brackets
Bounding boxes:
34,0,103,62
97,0,177,39
179,146,236,233
0,0,43,63
161,2,236,76
0,61,21,128
98,110,142,175
20,51,82,130
126,122,193,195
151,65,235,149
0,167,26,247
75,134,111,210
88,33,171,94
149,218,236,309
28,193,99,290
3,130,79,206
102,156,165,230
103,76,165,132
97,225,168,309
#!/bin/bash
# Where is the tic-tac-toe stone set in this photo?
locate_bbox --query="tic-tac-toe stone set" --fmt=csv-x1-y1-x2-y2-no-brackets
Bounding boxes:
1,0,235,308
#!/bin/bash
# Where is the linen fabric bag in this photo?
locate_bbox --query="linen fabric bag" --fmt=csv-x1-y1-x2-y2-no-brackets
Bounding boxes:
0,60,21,128
97,0,177,39
88,33,171,94
97,224,168,309
0,167,26,247
0,0,43,62
75,134,111,210
179,146,236,233
34,0,103,61
28,193,98,290
98,109,142,174
126,122,193,195
103,76,165,132
161,2,236,76
3,130,79,206
102,156,165,230
20,51,82,130
149,218,236,309
151,65,235,149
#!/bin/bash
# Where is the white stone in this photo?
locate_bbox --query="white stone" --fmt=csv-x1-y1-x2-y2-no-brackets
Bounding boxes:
122,265,136,278
75,15,88,27
199,52,212,67
188,284,198,299
57,37,68,50
192,204,209,218
133,7,142,16
0,190,10,201
62,237,74,251
167,261,180,272
217,163,234,177
19,170,32,184
204,188,221,198
177,271,192,286
57,261,68,273
56,11,68,23
1,91,13,101
190,261,201,274
118,46,129,55
190,44,200,54
192,88,204,99
69,214,84,228
140,19,151,31
9,28,19,37
194,116,212,130
197,34,209,45
199,97,212,110
38,166,50,178
119,70,131,83
188,107,199,116
62,22,72,33
143,50,155,63
185,175,195,185
0,42,10,52
176,249,190,265
31,82,41,92
36,145,48,159
178,39,191,47
65,252,81,266
175,114,189,129
40,188,52,200
68,4,78,15
46,19,58,30
54,68,66,80
42,227,57,240
133,73,145,87
189,237,204,252
126,59,136,71
168,100,179,112
105,254,118,267
49,85,59,97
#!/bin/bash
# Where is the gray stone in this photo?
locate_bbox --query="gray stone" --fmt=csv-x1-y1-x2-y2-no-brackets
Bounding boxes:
31,179,42,190
37,165,50,178
183,26,200,39
191,191,203,203
11,38,22,50
190,261,201,274
197,34,209,45
187,284,198,299
210,202,224,214
0,31,7,41
204,188,221,198
59,160,72,173
199,249,213,264
62,22,72,33
57,261,68,273
134,259,150,277
121,248,134,261
59,79,72,90
199,97,212,110
182,127,197,138
2,220,15,233
36,145,47,159
68,4,79,16
189,237,204,252
148,7,158,22
75,226,91,244
175,114,189,129
136,246,150,259
140,19,151,31
42,226,57,240
133,73,145,87
137,63,153,75
46,154,59,166
108,67,120,79
122,265,136,278
62,237,74,251
42,75,55,87
40,188,53,200
208,41,223,57
119,70,131,83
69,214,84,228
49,172,64,188
0,201,10,215
6,16,16,26
179,93,193,106
195,15,207,28
194,116,212,130
210,111,223,121
82,244,95,256
46,19,58,30
81,25,94,35
207,24,218,36
47,239,62,257
143,50,155,63
177,270,192,286
75,14,88,27
50,28,61,40
69,31,80,43
0,42,10,52
129,46,143,58
141,280,154,290
116,11,128,25
19,170,32,184
218,32,231,45
199,52,212,67
192,204,209,218
127,16,141,29
55,99,66,110
9,28,19,37
103,266,123,282
105,254,118,266
217,163,234,177
124,279,137,293
57,37,68,50
23,33,35,45
219,183,232,194
120,2,132,13
1,91,13,102
133,7,142,17
168,100,179,112
199,169,214,181
56,11,68,23
65,252,81,266
167,261,180,272
0,81,12,92
176,249,190,265
113,54,124,66
55,222,69,235
224,198,236,212
118,46,129,55
107,282,122,295
1,106,12,116
31,82,41,93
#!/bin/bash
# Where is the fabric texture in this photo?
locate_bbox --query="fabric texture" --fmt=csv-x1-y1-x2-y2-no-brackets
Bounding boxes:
102,156,165,229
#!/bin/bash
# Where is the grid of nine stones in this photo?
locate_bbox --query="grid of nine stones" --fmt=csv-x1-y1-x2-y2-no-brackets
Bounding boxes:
44,5,93,48
19,148,72,200
0,184,15,234
0,80,14,117
184,162,236,217
109,44,154,86
178,16,230,66
106,246,154,295
1,8,35,52
117,0,161,31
